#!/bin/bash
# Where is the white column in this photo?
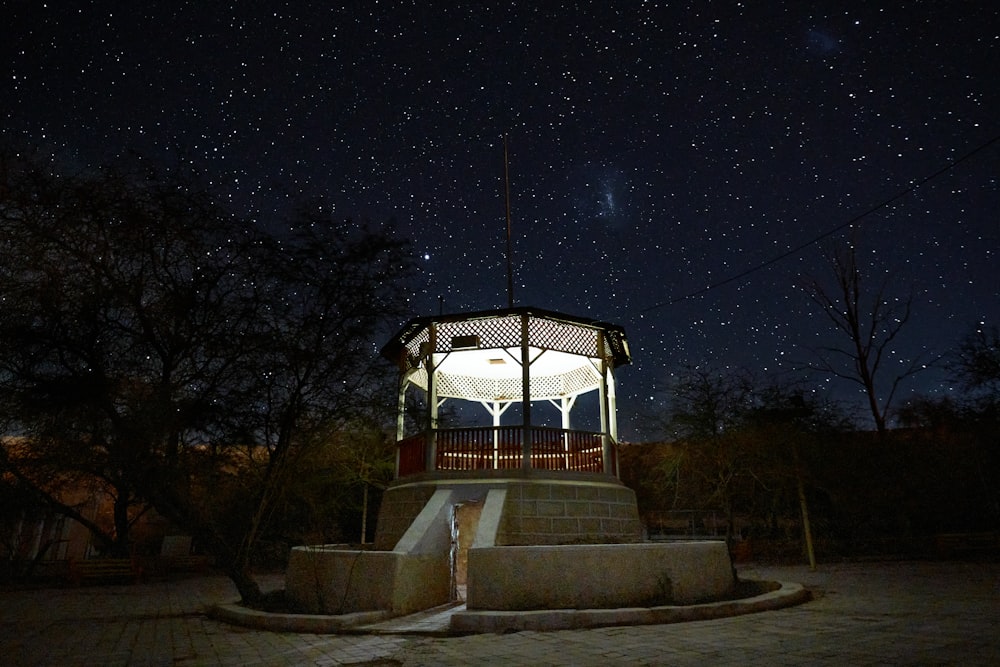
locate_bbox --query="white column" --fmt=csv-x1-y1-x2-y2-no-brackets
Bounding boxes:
478,400,512,469
607,369,619,443
597,333,612,474
561,395,573,468
520,314,532,470
426,324,439,471
395,375,409,478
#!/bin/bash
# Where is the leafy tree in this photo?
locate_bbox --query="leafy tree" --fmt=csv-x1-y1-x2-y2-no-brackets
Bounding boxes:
0,153,235,557
639,366,851,562
740,385,849,567
951,324,1000,399
896,326,1000,529
0,150,412,602
658,365,758,543
144,207,410,599
286,418,397,546
895,395,998,531
942,324,1000,525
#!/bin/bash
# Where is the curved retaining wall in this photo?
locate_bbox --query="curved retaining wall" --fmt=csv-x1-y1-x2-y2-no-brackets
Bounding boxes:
467,541,734,610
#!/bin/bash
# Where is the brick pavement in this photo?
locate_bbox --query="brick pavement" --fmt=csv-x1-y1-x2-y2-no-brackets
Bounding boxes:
1,561,998,666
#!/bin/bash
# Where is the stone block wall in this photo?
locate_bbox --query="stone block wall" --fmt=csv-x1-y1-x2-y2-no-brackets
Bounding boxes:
496,480,643,545
374,476,644,550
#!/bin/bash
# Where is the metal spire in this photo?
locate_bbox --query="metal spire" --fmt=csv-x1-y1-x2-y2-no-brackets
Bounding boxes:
503,134,514,308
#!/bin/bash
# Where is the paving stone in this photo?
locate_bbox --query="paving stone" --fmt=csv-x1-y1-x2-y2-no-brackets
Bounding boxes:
1,562,999,665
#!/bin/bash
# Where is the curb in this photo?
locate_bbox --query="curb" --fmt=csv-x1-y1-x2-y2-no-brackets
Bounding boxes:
211,579,809,635
210,603,389,633
450,580,810,633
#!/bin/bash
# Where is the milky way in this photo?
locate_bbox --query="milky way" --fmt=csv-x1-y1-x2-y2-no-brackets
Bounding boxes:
4,3,998,438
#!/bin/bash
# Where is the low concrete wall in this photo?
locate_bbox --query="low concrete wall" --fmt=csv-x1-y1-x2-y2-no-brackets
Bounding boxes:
466,541,734,610
287,489,456,616
285,546,449,616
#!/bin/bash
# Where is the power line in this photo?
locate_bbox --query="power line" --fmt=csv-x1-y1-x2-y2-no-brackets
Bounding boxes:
640,132,1000,314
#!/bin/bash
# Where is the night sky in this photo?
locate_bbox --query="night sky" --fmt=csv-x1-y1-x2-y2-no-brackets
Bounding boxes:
4,3,998,439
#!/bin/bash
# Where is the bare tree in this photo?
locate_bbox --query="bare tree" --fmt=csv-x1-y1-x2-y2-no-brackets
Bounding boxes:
803,242,931,436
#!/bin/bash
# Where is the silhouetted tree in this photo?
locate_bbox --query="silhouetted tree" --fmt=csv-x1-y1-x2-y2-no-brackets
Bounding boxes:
944,324,1000,524
952,324,1000,398
640,366,852,560
144,206,410,599
0,153,235,557
740,384,849,567
0,150,412,602
659,365,758,544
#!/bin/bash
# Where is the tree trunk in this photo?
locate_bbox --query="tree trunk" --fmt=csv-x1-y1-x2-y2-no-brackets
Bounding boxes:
111,485,131,557
145,484,265,604
224,559,264,604
196,526,265,604
360,482,369,545
796,473,817,570
792,443,817,570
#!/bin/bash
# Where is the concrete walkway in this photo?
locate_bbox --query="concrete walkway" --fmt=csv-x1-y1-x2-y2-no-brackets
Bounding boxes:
2,561,998,665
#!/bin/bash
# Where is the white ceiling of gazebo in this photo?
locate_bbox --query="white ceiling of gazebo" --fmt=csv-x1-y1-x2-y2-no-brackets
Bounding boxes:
407,346,604,402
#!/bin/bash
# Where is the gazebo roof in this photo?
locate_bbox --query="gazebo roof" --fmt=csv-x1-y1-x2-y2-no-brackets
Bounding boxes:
380,306,630,403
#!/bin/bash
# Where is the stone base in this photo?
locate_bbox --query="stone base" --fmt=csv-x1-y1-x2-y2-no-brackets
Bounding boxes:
286,474,731,617
467,541,734,610
373,472,644,550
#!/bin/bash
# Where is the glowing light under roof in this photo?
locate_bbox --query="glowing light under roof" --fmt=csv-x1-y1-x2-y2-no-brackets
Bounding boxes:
380,306,631,403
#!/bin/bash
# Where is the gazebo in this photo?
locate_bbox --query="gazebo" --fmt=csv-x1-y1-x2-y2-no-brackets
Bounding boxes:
286,305,736,621
379,306,631,478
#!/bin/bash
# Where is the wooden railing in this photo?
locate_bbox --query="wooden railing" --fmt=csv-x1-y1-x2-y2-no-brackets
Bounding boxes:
396,426,616,477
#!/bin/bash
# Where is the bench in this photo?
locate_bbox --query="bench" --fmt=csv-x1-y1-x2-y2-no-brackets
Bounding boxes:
69,558,142,585
164,554,212,573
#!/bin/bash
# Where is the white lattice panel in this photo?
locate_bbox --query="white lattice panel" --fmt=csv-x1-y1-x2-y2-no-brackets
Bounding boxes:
527,317,599,357
438,315,522,350
403,328,430,365
420,367,601,401
398,312,614,400
560,363,602,396
435,373,523,400
404,313,604,358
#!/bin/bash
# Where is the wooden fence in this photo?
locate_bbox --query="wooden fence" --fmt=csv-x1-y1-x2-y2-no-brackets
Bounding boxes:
396,426,615,476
